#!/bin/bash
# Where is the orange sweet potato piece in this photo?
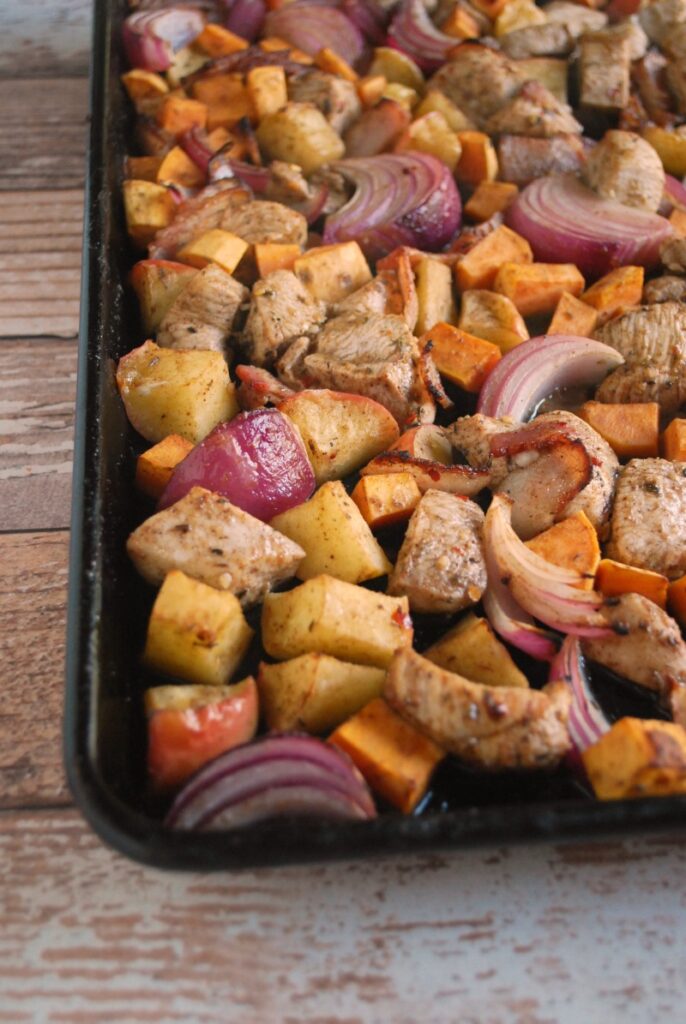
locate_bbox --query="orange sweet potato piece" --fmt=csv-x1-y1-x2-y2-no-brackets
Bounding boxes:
196,24,249,56
455,131,499,186
156,145,205,188
420,321,501,392
579,401,659,458
582,717,686,800
454,225,533,291
669,209,686,237
548,291,598,337
470,0,511,16
126,155,164,182
525,511,600,591
350,472,422,529
157,96,208,136
192,75,254,129
357,74,387,107
494,262,585,316
135,434,194,500
259,36,314,63
668,575,686,627
661,418,686,461
596,558,669,609
442,5,481,38
315,47,358,83
463,181,518,222
247,65,288,120
254,243,301,277
581,266,644,323
329,698,444,813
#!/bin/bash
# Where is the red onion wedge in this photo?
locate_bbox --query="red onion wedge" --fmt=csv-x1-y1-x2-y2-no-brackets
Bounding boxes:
224,0,266,41
166,734,376,829
477,334,624,422
485,495,614,638
387,0,456,71
159,408,315,520
506,174,674,279
123,7,206,71
323,154,461,260
264,5,365,63
664,174,686,214
342,0,389,43
549,636,610,762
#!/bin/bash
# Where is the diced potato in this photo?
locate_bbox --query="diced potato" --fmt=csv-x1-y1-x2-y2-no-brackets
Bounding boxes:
582,718,686,800
261,575,413,668
464,181,518,222
254,242,301,277
415,257,457,334
548,291,598,338
126,155,164,182
423,613,529,689
129,259,197,334
458,289,529,353
525,512,600,590
351,473,422,529
143,570,254,686
514,58,568,105
368,46,425,94
595,559,669,608
441,5,481,39
670,209,686,237
257,654,385,733
455,225,533,292
195,23,249,57
420,321,501,392
395,112,462,171
157,95,208,135
116,340,238,444
177,229,249,275
315,47,358,83
382,82,420,111
357,74,387,108
643,125,686,177
165,46,209,88
156,145,206,189
494,262,585,316
294,242,371,304
121,69,169,104
661,418,686,462
135,434,194,500
123,180,177,247
455,131,499,185
668,575,686,628
270,480,392,584
329,697,444,813
247,65,288,120
415,89,474,132
495,0,546,37
256,103,345,174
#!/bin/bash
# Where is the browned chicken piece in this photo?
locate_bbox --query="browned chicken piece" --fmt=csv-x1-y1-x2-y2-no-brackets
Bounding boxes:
384,648,571,770
579,31,631,111
632,51,676,127
219,199,307,246
126,487,305,606
484,81,581,138
243,270,326,366
665,55,686,113
156,265,248,353
643,275,686,304
149,183,251,259
496,134,585,186
501,24,574,60
449,412,512,479
594,303,686,415
309,167,351,216
264,161,316,209
387,491,487,614
584,131,664,213
601,19,649,60
334,276,393,317
428,44,525,128
542,1,608,37
287,70,361,135
661,237,686,274
639,0,686,45
605,459,686,579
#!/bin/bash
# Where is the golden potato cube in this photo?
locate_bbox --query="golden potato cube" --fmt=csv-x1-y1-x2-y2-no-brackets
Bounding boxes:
458,288,529,353
135,434,194,500
368,46,425,93
270,480,392,583
116,340,238,444
256,103,344,174
261,574,413,668
257,654,386,733
415,89,474,132
123,180,176,247
177,229,249,275
294,242,371,304
415,256,457,335
643,126,686,177
514,58,568,105
423,613,529,689
247,65,288,120
382,82,420,111
121,69,169,104
397,112,461,171
143,570,254,686
494,0,546,37
582,718,686,800
129,259,197,335
351,472,421,529
165,46,209,88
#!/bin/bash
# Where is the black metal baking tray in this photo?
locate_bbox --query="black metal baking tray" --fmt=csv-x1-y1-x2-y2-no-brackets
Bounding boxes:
64,0,686,870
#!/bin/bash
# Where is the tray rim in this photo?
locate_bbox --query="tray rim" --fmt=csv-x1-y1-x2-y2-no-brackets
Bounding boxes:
64,0,686,872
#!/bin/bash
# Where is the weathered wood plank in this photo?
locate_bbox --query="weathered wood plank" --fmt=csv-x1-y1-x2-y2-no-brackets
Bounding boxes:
0,532,71,807
0,2,92,78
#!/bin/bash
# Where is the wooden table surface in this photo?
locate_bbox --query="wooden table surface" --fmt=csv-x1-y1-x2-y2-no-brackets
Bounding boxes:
2,5,685,1021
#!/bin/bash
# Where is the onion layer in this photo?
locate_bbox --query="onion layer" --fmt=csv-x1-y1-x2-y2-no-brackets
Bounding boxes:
549,636,610,760
123,7,206,71
387,0,456,71
264,5,365,63
483,537,559,662
224,0,266,41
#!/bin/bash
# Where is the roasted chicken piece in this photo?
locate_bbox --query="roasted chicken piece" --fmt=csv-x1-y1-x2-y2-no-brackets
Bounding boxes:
157,264,248,353
639,0,686,46
501,23,574,59
584,131,664,213
384,649,571,770
243,269,326,367
150,183,251,259
605,459,686,579
387,491,487,614
661,237,686,274
484,81,581,138
127,486,305,606
288,70,361,135
221,199,308,247
496,133,585,186
428,44,525,128
542,1,607,38
643,276,686,304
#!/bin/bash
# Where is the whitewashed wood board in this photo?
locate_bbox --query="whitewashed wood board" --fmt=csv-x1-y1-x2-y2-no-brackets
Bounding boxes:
1,1,92,76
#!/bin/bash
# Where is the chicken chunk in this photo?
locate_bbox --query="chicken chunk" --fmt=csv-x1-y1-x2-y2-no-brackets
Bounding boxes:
594,303,686,415
384,648,571,770
220,199,307,246
639,0,686,46
643,275,686,304
428,44,525,128
501,23,574,60
387,491,487,614
150,183,251,259
126,486,305,606
484,81,581,138
584,131,664,213
632,51,675,127
605,458,686,579
157,265,248,353
497,133,585,186
661,237,686,274
579,32,631,111
334,276,393,317
288,70,361,135
542,2,608,38
243,270,326,366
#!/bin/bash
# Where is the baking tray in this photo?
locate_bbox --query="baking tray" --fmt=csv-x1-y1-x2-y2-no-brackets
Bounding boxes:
64,0,686,870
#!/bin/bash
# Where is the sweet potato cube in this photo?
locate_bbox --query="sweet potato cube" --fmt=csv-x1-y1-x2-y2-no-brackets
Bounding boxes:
395,112,462,172
351,473,422,529
595,558,669,609
579,401,659,459
548,291,598,337
455,131,498,186
415,90,474,132
196,23,249,57
525,512,599,590
357,74,387,107
661,418,686,462
581,266,644,323
581,718,686,800
121,69,169,104
247,65,288,120
494,262,585,316
423,613,529,689
130,258,197,334
157,96,208,136
126,156,164,182
191,73,245,106
458,289,529,353
455,225,533,292
258,654,385,734
254,243,301,277
315,47,358,83
294,241,371,304
441,5,481,38
464,181,518,222
123,180,176,247
143,570,254,687
420,321,501,393
415,257,457,334
177,229,249,275
135,434,194,500
669,209,686,237
329,698,444,813
668,575,686,628
156,145,205,189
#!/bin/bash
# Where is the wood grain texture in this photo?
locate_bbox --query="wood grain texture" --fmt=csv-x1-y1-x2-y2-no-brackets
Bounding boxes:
0,532,70,807
0,2,92,77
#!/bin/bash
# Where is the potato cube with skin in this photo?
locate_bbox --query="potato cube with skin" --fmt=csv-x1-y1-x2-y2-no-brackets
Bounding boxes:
123,180,176,247
165,47,209,89
129,259,197,335
351,473,422,529
414,257,457,335
294,242,372,305
415,90,474,132
423,613,529,689
643,126,686,177
514,58,568,104
116,340,238,444
135,434,194,501
329,697,445,813
156,146,205,189
368,47,425,94
270,480,392,584
254,243,301,278
458,289,529,353
382,83,420,111
143,570,254,687
582,718,686,800
256,103,345,175
261,575,413,668
395,113,462,172
177,230,249,275
257,654,386,733
494,0,546,37
247,65,288,120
